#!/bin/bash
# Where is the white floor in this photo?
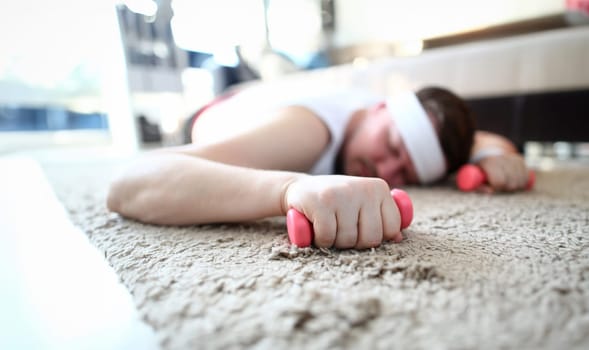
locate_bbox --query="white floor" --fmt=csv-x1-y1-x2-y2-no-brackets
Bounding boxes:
0,157,159,350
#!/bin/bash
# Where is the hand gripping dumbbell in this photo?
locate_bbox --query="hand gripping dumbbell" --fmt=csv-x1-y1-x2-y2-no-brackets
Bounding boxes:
456,164,535,192
285,189,414,247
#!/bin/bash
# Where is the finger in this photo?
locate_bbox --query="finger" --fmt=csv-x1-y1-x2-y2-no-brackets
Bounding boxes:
505,159,527,191
381,196,401,241
356,203,383,249
486,164,507,191
333,207,358,249
506,173,522,192
312,210,337,248
515,162,530,190
503,169,519,192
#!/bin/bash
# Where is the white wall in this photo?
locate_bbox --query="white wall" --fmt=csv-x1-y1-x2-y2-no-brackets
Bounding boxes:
333,0,566,47
0,0,138,152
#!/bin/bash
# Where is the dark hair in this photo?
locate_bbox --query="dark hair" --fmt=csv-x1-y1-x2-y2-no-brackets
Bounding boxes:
416,86,476,174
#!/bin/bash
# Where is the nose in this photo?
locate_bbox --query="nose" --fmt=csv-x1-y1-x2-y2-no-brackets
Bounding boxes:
375,156,405,185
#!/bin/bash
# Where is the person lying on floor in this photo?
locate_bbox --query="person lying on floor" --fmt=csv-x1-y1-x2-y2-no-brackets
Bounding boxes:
107,86,530,249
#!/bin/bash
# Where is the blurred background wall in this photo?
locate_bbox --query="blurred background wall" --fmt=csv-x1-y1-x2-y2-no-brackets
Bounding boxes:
1,0,585,154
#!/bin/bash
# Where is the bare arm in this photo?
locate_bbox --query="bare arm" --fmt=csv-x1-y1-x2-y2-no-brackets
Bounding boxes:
106,106,403,249
107,153,304,225
107,106,328,225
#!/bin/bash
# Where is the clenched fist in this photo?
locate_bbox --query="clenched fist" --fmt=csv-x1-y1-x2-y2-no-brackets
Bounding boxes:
283,175,402,249
477,153,529,193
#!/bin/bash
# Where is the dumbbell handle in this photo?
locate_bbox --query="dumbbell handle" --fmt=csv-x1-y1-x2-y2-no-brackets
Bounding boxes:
456,164,535,192
286,188,413,247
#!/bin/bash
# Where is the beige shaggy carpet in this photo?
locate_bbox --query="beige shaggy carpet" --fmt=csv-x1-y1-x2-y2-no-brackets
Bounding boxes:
41,155,589,350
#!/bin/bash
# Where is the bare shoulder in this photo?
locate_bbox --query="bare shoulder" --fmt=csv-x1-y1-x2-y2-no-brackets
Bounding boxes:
191,97,273,146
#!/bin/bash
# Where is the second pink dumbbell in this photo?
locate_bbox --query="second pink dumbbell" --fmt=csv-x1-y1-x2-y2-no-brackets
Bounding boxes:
286,188,414,247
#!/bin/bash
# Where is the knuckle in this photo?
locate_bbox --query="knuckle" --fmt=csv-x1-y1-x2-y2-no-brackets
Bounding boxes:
317,188,340,207
370,177,390,193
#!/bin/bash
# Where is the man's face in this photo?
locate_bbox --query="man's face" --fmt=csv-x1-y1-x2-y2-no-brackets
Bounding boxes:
341,102,421,187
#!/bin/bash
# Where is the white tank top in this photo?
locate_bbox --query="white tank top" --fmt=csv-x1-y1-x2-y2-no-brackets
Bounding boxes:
202,87,382,174
288,91,381,174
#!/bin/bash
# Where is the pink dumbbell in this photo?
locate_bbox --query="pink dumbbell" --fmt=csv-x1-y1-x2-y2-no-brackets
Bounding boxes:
456,164,535,192
286,188,414,247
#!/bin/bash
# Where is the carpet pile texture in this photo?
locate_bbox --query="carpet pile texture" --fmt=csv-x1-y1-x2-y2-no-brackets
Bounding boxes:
43,159,589,350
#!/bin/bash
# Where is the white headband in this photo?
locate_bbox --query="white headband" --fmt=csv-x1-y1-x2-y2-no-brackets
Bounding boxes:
386,92,446,184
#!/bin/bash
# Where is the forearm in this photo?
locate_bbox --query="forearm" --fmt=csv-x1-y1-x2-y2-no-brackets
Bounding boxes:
471,131,518,161
107,153,303,225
